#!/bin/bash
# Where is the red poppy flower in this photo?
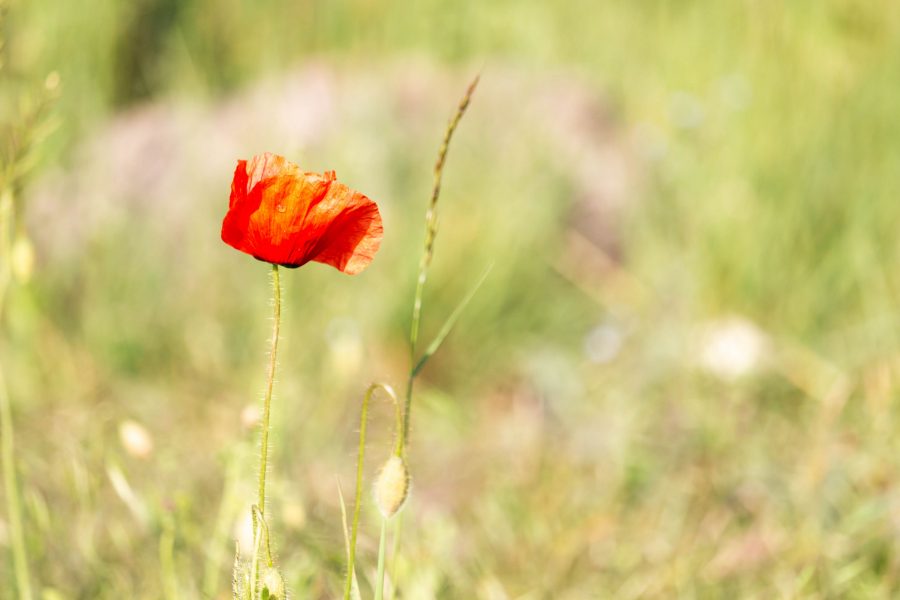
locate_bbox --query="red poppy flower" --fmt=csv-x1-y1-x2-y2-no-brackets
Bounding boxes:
221,153,383,274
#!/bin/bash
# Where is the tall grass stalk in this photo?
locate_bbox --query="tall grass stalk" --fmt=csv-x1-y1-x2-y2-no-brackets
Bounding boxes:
401,74,479,452
0,188,33,600
0,368,32,600
385,74,479,600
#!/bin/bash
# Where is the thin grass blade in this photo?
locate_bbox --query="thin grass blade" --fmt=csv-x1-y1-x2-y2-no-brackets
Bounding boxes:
412,264,493,377
338,482,363,600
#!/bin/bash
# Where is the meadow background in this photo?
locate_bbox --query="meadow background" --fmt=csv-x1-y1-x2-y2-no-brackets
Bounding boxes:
3,0,900,597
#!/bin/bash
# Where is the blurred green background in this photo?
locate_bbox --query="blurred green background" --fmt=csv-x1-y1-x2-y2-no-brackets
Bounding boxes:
4,0,900,597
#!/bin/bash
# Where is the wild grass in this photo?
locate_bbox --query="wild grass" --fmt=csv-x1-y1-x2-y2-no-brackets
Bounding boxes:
3,0,900,598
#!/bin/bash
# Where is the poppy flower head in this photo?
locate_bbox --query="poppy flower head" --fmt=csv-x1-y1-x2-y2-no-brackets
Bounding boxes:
221,152,383,274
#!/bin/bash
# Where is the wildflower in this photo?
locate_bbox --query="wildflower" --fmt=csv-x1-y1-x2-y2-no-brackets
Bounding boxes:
221,152,383,274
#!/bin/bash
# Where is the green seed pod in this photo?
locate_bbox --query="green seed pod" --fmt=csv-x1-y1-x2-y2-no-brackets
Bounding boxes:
373,455,410,518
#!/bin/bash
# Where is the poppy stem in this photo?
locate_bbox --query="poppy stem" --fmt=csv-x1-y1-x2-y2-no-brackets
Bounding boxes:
257,264,281,522
344,383,400,600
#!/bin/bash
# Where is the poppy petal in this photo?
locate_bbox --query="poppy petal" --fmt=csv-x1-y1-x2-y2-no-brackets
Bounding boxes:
307,182,383,274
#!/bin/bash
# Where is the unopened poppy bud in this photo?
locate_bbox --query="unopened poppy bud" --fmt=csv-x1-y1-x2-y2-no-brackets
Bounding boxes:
373,455,409,518
11,235,34,283
262,566,285,599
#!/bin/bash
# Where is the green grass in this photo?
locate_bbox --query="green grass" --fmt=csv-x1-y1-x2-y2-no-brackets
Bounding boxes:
4,0,900,597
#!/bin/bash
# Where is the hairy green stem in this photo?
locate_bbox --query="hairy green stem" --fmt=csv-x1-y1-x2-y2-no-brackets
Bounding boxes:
249,513,264,600
344,388,370,600
250,263,281,594
388,516,401,600
252,505,274,568
344,383,399,600
374,517,389,600
257,264,281,517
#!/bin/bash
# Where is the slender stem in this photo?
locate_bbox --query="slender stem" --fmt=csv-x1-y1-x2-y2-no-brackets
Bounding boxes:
249,514,264,600
401,75,479,453
401,375,414,455
345,383,399,600
338,483,358,600
257,264,281,517
249,264,281,594
374,517,389,600
232,541,242,599
0,189,31,600
344,386,370,600
0,367,31,600
252,505,274,568
388,515,401,600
